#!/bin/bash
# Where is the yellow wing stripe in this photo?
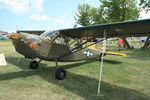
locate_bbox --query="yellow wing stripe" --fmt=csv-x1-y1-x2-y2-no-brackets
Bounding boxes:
105,52,127,57
88,45,127,57
88,45,102,50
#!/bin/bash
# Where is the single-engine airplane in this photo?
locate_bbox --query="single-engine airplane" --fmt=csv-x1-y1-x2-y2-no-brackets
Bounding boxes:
2,19,150,80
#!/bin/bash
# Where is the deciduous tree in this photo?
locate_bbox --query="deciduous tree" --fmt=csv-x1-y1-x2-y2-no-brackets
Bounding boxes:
139,0,150,12
75,0,140,49
75,4,92,26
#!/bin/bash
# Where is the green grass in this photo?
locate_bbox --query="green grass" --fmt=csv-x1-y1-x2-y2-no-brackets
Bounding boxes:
0,40,150,100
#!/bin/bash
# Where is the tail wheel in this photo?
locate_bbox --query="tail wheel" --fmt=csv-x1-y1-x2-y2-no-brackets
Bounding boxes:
29,61,39,69
55,68,66,80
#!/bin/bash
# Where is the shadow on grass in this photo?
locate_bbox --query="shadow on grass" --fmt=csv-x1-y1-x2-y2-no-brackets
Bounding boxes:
5,57,122,70
126,49,150,60
5,56,47,70
0,57,149,100
103,59,122,64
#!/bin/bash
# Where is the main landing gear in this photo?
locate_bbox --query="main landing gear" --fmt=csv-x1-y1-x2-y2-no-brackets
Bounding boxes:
29,59,66,80
29,61,39,69
55,68,66,80
29,60,42,69
55,59,66,80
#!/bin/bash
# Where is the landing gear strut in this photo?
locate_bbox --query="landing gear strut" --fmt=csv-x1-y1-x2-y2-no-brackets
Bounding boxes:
29,59,66,80
55,59,66,80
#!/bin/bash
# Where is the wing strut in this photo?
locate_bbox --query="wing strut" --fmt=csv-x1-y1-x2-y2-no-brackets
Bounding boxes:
98,29,107,94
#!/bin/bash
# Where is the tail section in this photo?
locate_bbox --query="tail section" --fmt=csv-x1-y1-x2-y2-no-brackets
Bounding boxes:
105,52,127,57
88,44,127,57
88,44,102,51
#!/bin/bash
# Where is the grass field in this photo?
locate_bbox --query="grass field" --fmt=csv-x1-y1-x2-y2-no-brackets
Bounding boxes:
0,40,150,100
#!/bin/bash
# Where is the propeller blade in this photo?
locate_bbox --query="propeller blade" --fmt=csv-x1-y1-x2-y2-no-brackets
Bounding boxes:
9,33,22,39
17,57,21,63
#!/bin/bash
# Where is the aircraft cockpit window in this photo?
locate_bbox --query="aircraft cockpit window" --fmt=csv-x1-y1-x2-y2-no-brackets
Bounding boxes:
41,30,59,37
54,36,66,45
40,30,52,36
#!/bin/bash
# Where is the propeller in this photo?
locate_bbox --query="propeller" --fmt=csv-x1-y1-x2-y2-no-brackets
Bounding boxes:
9,33,22,39
1,31,40,64
0,31,22,40
0,31,23,63
16,55,22,63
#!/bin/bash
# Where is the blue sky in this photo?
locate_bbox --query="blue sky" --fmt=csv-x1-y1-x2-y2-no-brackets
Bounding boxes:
0,0,149,32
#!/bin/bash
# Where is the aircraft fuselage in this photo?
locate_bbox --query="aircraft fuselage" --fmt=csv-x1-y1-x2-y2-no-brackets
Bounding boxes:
12,33,101,62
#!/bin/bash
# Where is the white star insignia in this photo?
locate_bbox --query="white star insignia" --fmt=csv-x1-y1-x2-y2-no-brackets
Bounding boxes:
84,50,93,57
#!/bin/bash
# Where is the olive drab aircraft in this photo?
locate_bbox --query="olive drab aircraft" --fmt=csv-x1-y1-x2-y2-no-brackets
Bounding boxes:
3,19,150,80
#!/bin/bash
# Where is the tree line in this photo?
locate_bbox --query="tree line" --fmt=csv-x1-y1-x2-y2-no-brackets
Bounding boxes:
74,0,150,49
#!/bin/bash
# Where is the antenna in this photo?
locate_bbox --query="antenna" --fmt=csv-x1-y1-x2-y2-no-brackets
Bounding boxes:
16,25,19,32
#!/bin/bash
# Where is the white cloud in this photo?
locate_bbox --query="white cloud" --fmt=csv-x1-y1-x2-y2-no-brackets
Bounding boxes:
29,14,52,21
0,0,44,13
54,19,64,23
30,0,44,12
29,14,64,23
62,14,67,19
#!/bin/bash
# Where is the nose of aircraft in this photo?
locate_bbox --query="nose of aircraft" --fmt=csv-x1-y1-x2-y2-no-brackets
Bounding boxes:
10,32,52,60
11,33,39,59
9,33,22,39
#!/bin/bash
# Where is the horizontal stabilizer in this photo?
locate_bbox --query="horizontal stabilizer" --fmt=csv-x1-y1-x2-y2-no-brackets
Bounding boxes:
105,52,127,57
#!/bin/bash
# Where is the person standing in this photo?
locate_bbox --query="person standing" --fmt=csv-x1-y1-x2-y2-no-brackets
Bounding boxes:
117,38,123,51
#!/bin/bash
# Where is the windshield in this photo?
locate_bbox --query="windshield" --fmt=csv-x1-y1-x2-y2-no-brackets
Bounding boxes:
41,30,60,41
40,30,53,36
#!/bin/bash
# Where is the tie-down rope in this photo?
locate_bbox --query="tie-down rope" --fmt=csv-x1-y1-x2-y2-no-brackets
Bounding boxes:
98,29,107,94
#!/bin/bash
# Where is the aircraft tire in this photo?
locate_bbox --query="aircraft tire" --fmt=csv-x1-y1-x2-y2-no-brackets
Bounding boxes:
29,61,39,69
130,46,134,49
55,68,66,80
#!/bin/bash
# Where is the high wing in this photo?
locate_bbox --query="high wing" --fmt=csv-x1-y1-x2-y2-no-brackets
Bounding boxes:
58,19,150,38
17,30,45,35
